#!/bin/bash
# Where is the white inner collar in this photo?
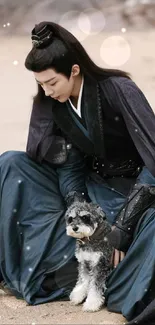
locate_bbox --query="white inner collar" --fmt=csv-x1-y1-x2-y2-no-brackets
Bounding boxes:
68,76,84,118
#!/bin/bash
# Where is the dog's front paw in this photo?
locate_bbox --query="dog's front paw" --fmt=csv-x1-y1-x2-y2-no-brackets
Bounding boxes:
70,292,83,305
70,285,87,305
82,295,105,312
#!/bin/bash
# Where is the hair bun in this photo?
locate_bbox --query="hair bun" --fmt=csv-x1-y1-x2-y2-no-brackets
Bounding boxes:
31,23,54,48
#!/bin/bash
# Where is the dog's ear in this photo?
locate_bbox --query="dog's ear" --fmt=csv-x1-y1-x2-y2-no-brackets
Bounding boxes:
89,203,106,220
64,210,69,221
96,205,106,220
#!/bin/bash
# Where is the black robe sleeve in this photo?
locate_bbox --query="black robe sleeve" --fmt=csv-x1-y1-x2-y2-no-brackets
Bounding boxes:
26,97,89,201
26,96,64,163
101,77,155,177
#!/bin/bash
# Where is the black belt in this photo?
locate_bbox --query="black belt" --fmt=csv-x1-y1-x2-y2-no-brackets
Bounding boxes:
90,156,143,179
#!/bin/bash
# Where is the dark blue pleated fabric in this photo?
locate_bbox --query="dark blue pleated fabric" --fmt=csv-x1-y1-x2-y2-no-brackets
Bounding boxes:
0,151,77,304
0,150,155,322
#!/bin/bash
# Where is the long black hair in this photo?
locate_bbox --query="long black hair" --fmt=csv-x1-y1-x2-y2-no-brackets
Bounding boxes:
25,21,131,101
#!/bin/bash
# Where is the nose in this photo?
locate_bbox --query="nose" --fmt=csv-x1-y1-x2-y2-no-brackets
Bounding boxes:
44,85,54,97
73,226,79,232
45,90,54,97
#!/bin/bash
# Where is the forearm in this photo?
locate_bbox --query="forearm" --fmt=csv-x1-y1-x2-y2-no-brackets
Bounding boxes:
56,147,90,204
108,167,155,252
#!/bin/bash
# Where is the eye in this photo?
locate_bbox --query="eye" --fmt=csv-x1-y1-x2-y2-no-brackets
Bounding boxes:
50,82,57,86
38,83,44,89
82,215,90,223
68,217,73,224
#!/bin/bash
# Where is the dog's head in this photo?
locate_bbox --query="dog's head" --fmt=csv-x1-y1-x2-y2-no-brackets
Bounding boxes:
65,201,106,239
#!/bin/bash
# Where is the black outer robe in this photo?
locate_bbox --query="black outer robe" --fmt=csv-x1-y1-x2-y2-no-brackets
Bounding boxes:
26,76,155,322
27,76,155,177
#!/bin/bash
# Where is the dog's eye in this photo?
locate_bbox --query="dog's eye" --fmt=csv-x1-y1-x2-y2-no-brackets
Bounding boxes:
82,215,90,223
68,217,73,224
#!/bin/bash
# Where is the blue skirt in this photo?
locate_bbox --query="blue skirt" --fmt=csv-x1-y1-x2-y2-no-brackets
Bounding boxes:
0,150,155,321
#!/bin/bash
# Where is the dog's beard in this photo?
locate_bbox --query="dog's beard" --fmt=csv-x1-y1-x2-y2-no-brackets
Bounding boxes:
66,223,97,239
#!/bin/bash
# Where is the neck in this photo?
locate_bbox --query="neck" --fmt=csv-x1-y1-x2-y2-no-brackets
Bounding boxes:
70,74,82,100
77,222,105,245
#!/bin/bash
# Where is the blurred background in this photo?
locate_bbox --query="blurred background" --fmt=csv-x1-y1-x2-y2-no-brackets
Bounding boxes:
0,0,155,153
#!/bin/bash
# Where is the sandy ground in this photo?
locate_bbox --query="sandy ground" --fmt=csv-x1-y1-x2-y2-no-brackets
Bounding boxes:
0,292,126,324
0,30,155,324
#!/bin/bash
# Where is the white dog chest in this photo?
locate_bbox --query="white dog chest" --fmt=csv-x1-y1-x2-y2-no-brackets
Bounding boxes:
76,249,103,267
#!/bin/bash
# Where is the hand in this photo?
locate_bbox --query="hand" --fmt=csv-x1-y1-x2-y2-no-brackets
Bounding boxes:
111,226,125,267
112,249,125,268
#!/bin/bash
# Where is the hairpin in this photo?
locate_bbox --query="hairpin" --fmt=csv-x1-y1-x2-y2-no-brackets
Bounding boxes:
31,24,53,48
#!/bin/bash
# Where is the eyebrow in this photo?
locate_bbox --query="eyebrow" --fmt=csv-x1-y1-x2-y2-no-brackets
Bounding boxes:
35,77,56,84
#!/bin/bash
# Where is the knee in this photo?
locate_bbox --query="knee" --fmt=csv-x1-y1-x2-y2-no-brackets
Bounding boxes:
0,150,28,166
137,166,155,186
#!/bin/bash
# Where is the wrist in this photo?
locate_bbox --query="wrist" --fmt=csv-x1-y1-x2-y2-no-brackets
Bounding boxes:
107,226,133,253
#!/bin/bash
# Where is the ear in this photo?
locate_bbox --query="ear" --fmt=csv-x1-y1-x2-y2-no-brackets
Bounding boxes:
89,203,106,220
71,64,80,77
65,210,69,220
96,205,106,220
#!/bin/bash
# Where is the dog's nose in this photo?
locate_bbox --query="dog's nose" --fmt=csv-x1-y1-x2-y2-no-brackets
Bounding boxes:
73,226,79,232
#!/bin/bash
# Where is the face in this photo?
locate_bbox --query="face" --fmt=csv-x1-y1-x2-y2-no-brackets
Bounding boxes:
65,203,98,239
34,65,80,102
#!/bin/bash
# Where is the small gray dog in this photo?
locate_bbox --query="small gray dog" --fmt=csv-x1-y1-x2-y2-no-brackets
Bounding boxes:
65,200,113,312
